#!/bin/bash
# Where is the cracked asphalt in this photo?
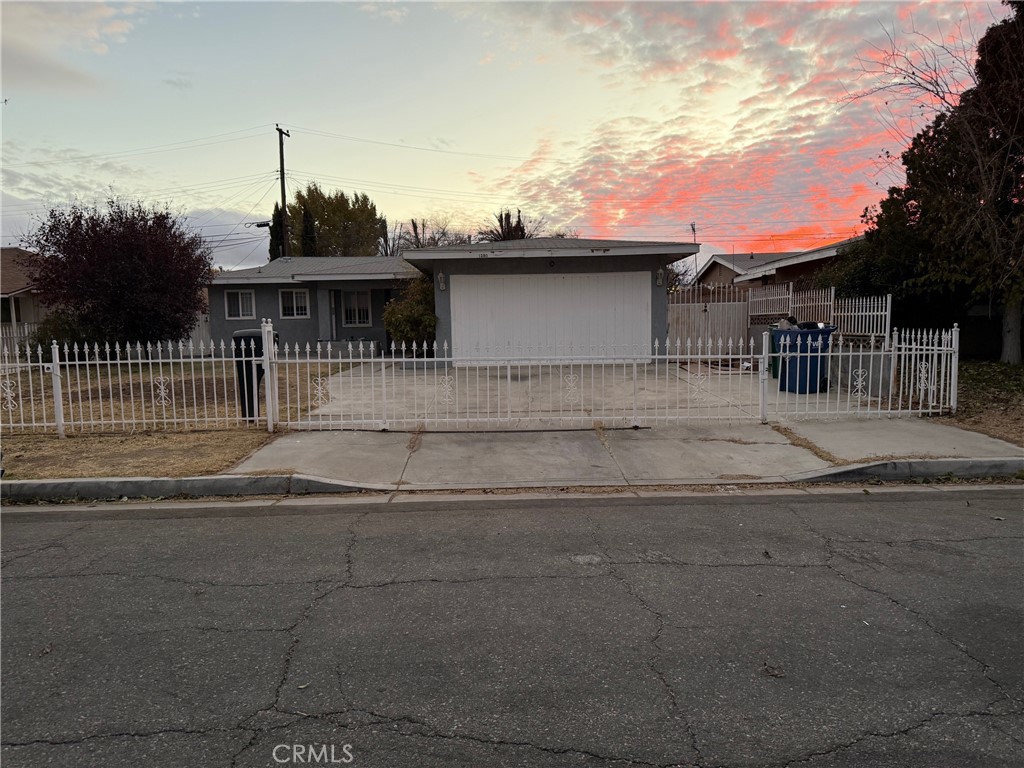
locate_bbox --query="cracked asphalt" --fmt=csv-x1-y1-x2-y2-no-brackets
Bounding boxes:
1,489,1021,768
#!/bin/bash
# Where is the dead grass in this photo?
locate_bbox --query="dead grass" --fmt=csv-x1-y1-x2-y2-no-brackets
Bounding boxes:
936,360,1024,447
1,429,275,480
0,360,347,430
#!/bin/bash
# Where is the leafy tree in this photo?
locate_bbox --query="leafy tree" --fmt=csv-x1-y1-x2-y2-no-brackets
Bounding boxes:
20,198,212,343
849,1,1023,362
477,208,545,242
272,182,384,259
268,202,284,261
382,275,437,346
300,204,319,258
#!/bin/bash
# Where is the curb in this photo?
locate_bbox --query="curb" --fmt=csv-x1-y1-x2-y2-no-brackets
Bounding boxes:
0,473,376,503
2,458,1022,502
786,456,1024,483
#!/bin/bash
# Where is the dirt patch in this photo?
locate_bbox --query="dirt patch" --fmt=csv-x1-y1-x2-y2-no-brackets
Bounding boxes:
936,360,1024,447
771,424,843,465
1,429,275,480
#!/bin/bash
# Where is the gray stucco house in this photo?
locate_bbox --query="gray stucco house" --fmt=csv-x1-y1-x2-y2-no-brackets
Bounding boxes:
209,256,419,349
404,238,700,359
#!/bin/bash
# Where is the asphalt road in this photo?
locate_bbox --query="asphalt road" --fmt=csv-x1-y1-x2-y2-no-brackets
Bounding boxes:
2,489,1021,768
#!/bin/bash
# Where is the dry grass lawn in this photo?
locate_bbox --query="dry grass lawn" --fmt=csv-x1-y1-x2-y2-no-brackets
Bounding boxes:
937,360,1024,447
1,429,275,481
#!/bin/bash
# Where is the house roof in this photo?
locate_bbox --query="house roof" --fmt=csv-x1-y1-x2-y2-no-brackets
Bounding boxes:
694,251,798,281
1,247,37,297
213,256,421,284
404,237,700,264
732,235,864,284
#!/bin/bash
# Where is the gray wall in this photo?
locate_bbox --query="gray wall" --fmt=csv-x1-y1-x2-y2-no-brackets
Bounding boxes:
209,281,398,351
427,256,671,347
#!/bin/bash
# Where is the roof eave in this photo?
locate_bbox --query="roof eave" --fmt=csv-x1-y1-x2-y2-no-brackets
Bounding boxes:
406,243,700,264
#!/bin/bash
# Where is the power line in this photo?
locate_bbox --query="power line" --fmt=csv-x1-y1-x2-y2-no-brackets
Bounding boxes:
3,125,273,168
283,124,529,161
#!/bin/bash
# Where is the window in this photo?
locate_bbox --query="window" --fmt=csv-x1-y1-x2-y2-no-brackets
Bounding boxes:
342,290,371,327
279,289,310,319
225,290,255,320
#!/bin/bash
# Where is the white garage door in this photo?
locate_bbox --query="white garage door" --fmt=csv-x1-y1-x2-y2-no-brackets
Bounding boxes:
449,272,651,360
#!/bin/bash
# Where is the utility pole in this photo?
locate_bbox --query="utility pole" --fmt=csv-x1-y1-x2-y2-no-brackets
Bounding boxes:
276,124,291,259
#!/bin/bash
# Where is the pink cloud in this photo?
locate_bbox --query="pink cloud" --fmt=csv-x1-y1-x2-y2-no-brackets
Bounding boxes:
470,1,1004,253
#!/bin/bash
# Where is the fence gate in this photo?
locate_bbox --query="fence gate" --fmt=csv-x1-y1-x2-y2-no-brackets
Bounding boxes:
0,322,959,435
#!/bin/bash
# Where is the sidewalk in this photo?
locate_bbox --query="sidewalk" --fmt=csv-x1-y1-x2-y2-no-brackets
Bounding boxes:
225,418,1020,489
3,419,1020,502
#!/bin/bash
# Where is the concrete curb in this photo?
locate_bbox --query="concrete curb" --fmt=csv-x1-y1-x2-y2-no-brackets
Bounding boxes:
786,456,1024,483
0,473,373,503
2,457,1022,502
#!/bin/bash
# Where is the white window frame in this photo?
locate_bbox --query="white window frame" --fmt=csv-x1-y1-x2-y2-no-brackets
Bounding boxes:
342,290,372,327
278,288,310,320
224,289,255,320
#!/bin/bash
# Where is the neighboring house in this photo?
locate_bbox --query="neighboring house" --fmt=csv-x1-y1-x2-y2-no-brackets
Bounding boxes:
209,255,420,349
731,235,863,287
1,247,47,346
693,251,798,286
404,238,700,359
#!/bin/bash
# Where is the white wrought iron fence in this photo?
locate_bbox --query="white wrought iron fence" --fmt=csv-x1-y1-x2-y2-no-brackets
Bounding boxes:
0,339,264,435
766,327,958,419
0,321,959,435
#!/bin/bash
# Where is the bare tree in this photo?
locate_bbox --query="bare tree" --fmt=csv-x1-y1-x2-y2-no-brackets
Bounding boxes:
476,208,546,242
403,216,473,249
846,3,1023,362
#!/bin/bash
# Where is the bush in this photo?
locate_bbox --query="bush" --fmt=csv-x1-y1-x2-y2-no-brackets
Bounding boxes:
383,276,437,348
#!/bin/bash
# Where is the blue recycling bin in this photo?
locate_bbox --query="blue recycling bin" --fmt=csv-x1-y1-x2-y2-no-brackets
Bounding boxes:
772,325,836,394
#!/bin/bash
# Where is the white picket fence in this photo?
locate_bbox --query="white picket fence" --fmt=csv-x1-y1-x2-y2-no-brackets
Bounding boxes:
0,322,39,347
0,321,959,435
673,284,892,340
744,284,893,338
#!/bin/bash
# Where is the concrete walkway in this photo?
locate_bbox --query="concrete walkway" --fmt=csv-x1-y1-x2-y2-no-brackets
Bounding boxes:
227,418,1022,490
4,418,1021,502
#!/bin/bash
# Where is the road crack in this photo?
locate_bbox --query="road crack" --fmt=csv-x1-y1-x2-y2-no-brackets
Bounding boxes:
585,513,703,767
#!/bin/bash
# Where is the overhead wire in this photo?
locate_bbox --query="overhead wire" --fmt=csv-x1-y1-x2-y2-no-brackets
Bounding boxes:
3,126,274,168
282,124,530,161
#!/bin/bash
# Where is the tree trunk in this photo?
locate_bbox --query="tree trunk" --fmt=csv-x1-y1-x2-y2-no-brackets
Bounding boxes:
1001,294,1022,364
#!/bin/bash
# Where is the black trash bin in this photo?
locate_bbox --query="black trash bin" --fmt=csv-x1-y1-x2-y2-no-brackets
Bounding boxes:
233,329,278,418
771,324,837,394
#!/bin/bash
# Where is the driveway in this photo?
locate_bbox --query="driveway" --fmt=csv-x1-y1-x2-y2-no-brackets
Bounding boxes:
285,359,893,429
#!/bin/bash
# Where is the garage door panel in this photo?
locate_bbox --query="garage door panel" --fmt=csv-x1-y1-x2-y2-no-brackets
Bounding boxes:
450,272,650,360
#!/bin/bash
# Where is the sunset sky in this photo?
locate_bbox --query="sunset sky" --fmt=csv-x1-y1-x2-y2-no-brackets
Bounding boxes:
1,1,1007,270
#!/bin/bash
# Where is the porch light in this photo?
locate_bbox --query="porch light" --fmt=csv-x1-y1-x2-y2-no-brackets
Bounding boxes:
438,271,447,291
656,267,665,287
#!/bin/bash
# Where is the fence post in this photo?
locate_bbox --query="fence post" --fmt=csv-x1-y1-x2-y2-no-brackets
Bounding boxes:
50,341,65,438
380,348,388,430
883,294,893,345
631,358,639,427
787,282,794,317
759,331,769,423
828,286,836,325
261,319,275,433
950,323,960,414
888,328,898,413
